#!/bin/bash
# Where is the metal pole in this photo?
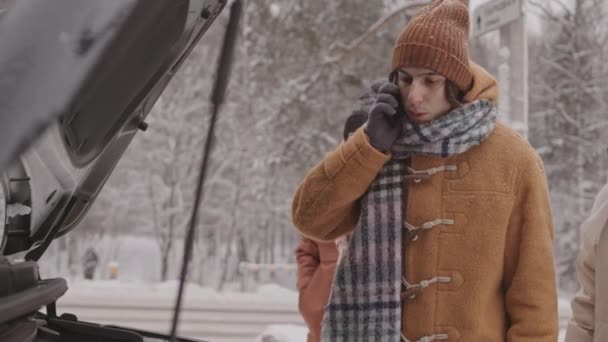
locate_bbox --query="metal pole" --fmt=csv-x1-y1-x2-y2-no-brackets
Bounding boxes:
499,6,528,138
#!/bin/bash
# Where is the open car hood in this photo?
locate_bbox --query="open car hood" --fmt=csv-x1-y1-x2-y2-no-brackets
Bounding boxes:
0,0,226,257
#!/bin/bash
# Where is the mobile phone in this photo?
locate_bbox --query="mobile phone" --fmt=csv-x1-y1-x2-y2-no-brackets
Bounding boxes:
388,71,407,125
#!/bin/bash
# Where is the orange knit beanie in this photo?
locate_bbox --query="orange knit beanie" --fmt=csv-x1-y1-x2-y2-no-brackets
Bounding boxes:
391,0,473,92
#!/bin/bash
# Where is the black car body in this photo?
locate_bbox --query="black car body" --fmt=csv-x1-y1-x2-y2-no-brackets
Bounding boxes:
0,1,226,341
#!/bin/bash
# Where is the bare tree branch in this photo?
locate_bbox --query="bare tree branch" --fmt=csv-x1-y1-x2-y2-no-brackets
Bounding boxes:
538,55,608,110
323,0,430,65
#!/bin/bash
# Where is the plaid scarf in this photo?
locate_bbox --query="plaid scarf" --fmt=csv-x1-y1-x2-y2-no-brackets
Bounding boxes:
321,100,497,342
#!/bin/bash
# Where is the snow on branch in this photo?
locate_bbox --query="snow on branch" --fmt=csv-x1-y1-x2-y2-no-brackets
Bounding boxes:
538,55,608,111
323,0,430,65
583,120,608,133
528,0,573,28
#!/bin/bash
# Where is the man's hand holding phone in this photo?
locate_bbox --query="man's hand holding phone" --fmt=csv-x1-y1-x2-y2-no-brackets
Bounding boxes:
364,80,405,153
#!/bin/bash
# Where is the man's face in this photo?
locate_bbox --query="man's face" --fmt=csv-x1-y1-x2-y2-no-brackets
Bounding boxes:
397,67,452,124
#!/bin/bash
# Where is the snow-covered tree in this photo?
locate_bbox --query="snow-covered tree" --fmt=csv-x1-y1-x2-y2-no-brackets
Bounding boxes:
529,0,608,291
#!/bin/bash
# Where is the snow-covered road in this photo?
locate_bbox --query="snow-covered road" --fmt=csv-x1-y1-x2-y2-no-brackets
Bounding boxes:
55,280,305,342
53,280,572,342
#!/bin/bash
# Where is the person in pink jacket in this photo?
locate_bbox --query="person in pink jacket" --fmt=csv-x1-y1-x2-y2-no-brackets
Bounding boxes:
295,111,366,342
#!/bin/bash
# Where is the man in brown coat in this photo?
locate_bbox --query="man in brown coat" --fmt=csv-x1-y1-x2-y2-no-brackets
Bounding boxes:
565,182,608,342
295,112,367,342
292,0,558,340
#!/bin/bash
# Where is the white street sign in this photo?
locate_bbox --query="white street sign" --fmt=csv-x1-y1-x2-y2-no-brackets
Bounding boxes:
472,0,523,37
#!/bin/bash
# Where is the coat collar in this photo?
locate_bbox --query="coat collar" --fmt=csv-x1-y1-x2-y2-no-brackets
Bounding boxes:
463,61,499,105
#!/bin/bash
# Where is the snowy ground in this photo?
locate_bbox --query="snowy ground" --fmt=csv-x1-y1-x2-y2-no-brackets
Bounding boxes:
57,279,305,342
558,295,573,342
55,279,572,342
38,234,297,289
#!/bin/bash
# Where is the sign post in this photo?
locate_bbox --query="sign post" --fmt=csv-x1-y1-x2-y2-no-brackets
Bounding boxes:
472,0,528,138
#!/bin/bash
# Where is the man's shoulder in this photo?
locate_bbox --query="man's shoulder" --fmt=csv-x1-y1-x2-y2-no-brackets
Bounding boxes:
480,122,543,170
